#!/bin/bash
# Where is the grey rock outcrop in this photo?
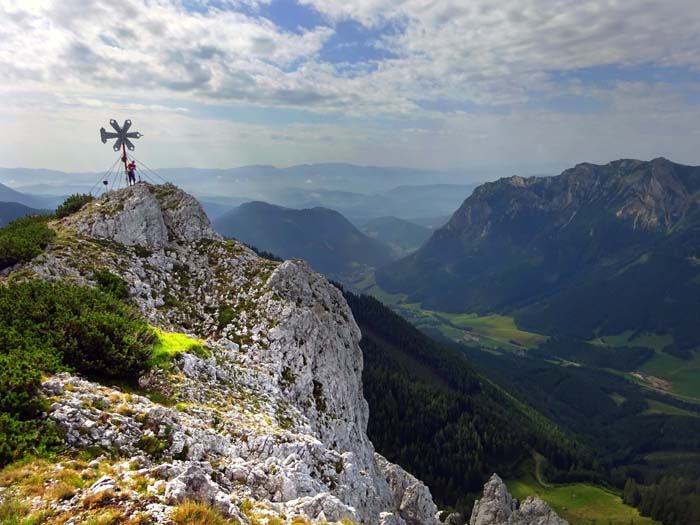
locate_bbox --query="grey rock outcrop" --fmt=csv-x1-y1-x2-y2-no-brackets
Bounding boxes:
18,183,439,525
470,474,567,525
61,183,216,249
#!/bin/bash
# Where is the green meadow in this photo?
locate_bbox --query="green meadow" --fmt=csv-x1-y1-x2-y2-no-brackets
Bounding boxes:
353,272,546,351
506,475,658,525
639,350,700,400
592,331,700,401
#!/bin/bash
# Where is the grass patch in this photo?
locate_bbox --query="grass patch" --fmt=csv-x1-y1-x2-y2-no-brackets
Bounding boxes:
352,271,408,306
643,399,698,417
0,498,30,524
440,311,547,348
591,331,673,352
171,500,240,525
393,302,545,351
636,349,700,400
643,450,700,464
506,473,658,525
351,274,546,351
149,328,208,368
609,392,626,406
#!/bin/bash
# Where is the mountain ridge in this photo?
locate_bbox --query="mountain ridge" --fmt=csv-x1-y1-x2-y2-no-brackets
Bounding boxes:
377,157,700,350
214,201,394,281
0,182,567,525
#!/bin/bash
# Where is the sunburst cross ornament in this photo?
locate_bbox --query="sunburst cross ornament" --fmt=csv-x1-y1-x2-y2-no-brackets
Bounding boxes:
100,119,143,152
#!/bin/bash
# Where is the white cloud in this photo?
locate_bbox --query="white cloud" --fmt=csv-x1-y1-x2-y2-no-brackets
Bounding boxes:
1,0,700,172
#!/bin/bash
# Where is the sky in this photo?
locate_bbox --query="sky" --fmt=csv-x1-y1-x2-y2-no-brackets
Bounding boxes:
2,0,700,177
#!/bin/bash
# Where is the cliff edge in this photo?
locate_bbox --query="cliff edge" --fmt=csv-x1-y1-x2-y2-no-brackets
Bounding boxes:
9,183,438,525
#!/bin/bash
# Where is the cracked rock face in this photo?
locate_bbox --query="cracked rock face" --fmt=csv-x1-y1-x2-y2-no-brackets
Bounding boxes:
61,183,216,249
470,474,568,525
16,183,440,525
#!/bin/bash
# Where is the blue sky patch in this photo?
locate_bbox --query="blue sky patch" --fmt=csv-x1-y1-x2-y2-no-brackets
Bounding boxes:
318,19,401,65
255,0,326,34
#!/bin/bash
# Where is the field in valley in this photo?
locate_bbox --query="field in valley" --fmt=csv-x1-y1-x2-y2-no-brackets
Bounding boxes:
506,474,658,525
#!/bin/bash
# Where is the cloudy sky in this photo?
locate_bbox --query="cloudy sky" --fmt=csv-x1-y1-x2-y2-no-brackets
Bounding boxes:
2,0,700,176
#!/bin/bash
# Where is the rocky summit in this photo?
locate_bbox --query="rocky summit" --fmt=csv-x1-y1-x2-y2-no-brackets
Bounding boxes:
1,182,563,525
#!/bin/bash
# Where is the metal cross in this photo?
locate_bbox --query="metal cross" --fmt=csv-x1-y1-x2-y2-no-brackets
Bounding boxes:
100,119,143,151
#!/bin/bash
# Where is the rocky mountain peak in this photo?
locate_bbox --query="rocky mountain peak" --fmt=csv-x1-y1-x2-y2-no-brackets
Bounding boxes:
12,183,442,525
447,158,700,236
469,474,567,525
61,182,217,249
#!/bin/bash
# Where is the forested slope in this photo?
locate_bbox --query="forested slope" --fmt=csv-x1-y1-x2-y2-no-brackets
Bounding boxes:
343,290,593,513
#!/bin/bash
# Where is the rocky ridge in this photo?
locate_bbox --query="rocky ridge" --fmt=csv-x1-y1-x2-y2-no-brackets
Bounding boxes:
447,157,700,236
376,157,700,340
1,182,566,525
7,183,436,525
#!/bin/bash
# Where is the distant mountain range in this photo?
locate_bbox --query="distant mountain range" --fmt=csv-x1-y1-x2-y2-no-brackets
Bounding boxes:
261,183,477,222
361,216,432,257
1,163,478,198
213,201,394,281
1,164,480,224
378,157,700,352
0,182,56,209
0,202,50,227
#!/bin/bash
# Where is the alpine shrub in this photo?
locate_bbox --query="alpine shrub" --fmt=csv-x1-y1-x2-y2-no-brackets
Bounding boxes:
93,269,130,299
0,280,156,465
55,193,94,219
0,215,55,270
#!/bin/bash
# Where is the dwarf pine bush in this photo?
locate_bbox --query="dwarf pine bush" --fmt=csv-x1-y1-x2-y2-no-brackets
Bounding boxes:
0,280,156,465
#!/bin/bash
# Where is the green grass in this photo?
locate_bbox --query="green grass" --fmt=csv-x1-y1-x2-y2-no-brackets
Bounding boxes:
638,350,700,400
506,474,658,525
591,331,700,401
610,392,626,406
351,272,546,351
149,328,208,368
644,450,700,463
591,331,673,351
392,302,545,352
440,312,546,348
643,399,699,417
355,273,408,305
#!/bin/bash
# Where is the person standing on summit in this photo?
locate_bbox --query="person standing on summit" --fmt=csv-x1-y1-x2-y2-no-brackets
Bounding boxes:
127,161,136,186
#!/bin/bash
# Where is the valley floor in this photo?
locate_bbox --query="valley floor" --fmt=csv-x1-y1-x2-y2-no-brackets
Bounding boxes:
506,457,658,525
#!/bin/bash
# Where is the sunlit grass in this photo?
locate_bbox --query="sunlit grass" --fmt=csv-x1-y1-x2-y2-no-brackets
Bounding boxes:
149,328,208,368
638,350,700,400
506,474,658,525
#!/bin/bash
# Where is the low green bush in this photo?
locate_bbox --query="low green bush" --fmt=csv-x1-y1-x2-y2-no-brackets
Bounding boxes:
0,216,55,270
0,331,61,465
0,280,156,466
55,193,94,219
93,269,129,300
0,280,154,380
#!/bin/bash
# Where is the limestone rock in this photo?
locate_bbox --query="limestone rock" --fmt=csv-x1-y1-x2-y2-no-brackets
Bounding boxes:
86,476,118,496
17,183,443,525
512,496,568,525
443,512,464,525
469,474,567,525
470,474,517,525
60,183,216,249
376,453,440,525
